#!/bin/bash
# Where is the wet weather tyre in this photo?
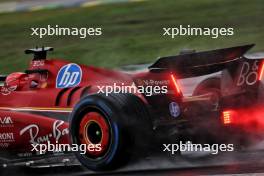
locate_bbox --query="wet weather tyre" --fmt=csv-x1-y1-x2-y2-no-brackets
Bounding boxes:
192,77,221,144
69,93,152,171
193,77,221,111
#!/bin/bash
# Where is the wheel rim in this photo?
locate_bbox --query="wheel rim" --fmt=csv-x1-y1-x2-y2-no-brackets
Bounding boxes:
196,88,220,111
209,90,220,111
79,112,110,157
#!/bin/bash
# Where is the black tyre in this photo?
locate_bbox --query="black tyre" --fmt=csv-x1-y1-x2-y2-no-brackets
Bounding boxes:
69,93,152,171
193,77,221,111
192,77,222,144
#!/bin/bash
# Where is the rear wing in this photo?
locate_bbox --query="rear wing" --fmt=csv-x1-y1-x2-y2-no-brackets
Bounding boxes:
149,44,254,78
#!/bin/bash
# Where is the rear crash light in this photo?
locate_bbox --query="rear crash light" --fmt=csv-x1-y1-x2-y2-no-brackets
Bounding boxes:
221,108,264,132
170,74,181,94
222,110,233,125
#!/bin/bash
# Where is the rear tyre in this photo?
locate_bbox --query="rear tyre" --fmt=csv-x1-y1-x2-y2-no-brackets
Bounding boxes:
192,77,222,144
70,93,152,171
193,77,221,111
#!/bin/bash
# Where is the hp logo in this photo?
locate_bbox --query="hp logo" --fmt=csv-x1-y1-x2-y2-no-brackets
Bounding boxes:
169,102,180,118
56,63,82,88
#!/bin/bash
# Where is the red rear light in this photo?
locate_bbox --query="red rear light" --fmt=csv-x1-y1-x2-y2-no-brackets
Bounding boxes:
258,61,264,81
222,110,234,125
170,74,181,94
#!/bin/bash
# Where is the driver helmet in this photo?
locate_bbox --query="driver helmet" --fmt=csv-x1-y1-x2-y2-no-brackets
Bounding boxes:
5,72,27,90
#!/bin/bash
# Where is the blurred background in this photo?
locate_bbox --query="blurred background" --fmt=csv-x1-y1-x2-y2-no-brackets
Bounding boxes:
0,0,263,74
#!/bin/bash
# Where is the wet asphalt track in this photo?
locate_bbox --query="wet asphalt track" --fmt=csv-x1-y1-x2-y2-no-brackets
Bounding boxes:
2,146,264,176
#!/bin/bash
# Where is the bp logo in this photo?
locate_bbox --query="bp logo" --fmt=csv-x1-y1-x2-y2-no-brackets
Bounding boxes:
169,102,180,118
56,63,82,88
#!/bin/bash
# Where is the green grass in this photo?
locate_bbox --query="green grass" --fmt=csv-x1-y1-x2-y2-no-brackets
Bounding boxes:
0,0,263,74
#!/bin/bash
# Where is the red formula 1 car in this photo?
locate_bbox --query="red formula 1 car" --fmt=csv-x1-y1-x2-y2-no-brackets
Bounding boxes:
0,44,263,170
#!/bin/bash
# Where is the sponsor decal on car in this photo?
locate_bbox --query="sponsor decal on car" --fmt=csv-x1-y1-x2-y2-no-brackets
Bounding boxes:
17,152,33,157
136,79,170,86
0,116,14,127
169,102,181,118
237,60,259,86
56,63,82,88
20,120,69,144
0,143,10,148
31,60,45,67
0,133,15,143
1,86,17,95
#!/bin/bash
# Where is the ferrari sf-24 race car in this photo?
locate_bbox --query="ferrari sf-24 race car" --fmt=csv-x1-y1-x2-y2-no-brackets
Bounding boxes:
0,44,264,170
